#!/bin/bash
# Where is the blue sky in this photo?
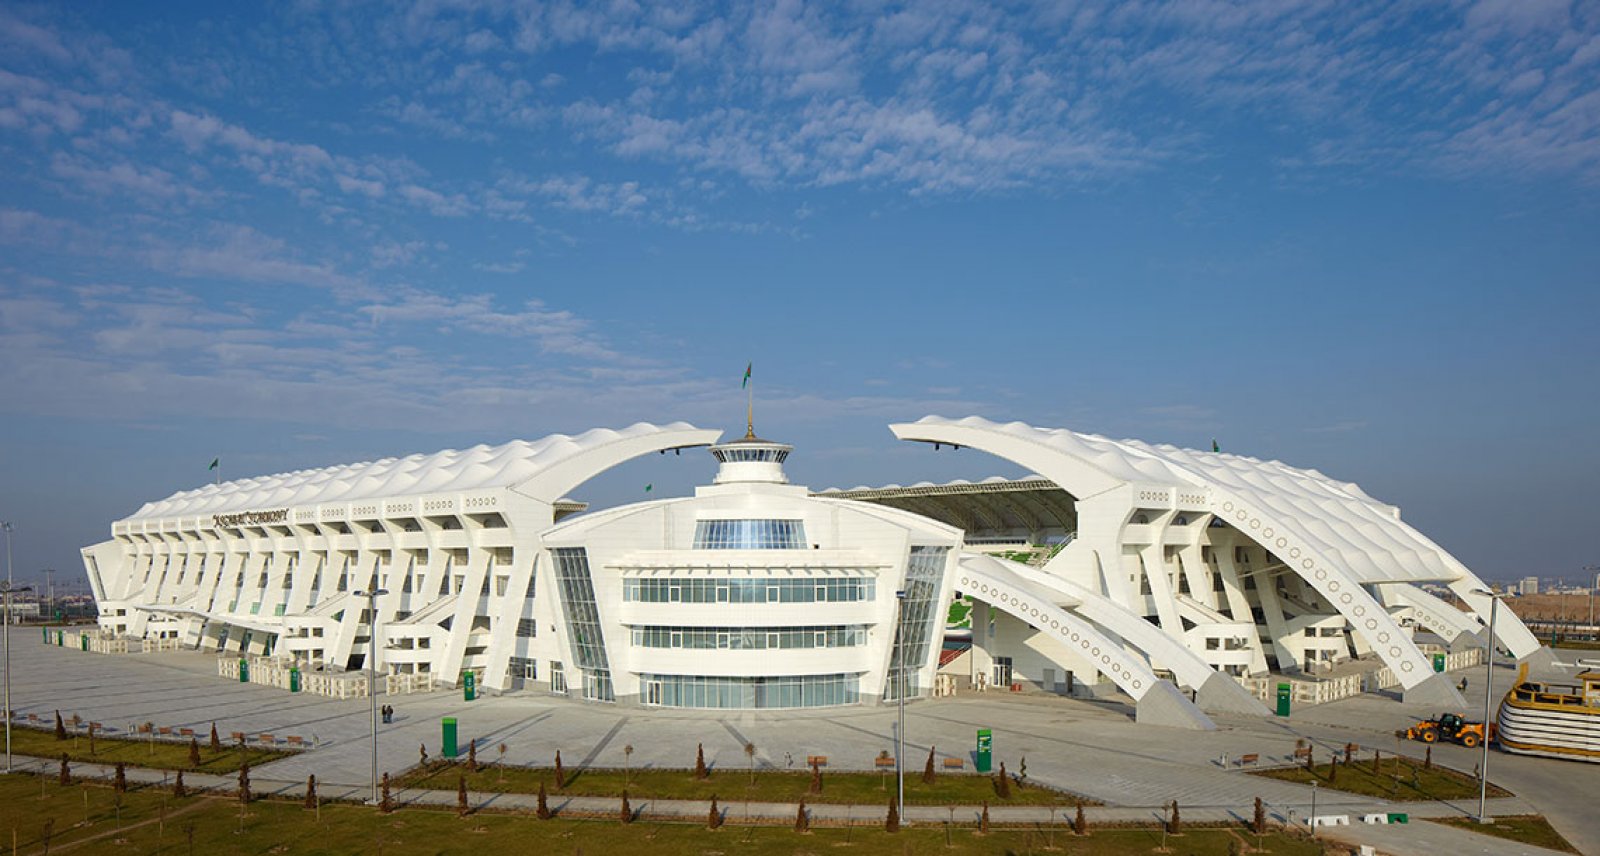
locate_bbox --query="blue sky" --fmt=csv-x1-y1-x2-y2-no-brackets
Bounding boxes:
2,1,1597,590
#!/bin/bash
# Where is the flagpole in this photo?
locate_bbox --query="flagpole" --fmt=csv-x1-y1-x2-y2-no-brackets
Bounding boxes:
744,362,754,439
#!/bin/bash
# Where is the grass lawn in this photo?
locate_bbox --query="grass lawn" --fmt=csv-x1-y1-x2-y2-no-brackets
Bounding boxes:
8,724,292,774
1428,815,1581,854
397,760,1098,807
1251,754,1511,801
0,774,1324,856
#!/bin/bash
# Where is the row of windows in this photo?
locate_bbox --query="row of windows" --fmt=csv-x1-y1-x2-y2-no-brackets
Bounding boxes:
711,447,789,463
691,519,807,550
630,625,869,650
639,673,859,709
621,577,876,604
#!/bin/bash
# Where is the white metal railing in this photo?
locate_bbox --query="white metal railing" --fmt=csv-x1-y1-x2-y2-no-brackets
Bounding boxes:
1239,645,1487,706
385,672,435,695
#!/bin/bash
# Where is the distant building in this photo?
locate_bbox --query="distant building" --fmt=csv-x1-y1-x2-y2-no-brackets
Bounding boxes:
1521,576,1540,595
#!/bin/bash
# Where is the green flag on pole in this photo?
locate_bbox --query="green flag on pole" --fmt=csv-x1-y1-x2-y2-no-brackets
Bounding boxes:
209,457,219,471
741,362,752,389
1211,439,1220,453
644,484,652,493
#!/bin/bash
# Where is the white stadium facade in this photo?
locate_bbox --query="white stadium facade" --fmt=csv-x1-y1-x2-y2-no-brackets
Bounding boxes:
80,417,1544,730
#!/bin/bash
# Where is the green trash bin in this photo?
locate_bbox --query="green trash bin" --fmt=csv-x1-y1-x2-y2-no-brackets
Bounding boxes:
463,670,476,702
442,717,458,759
55,630,63,646
80,634,88,651
975,728,992,773
239,658,249,683
41,627,48,643
1276,683,1292,717
1432,653,1446,673
289,667,301,693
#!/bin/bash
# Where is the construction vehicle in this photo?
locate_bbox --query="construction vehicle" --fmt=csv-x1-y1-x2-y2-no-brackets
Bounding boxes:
1401,712,1496,748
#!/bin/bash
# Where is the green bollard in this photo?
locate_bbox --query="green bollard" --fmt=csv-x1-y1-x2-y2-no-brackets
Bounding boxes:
442,717,458,758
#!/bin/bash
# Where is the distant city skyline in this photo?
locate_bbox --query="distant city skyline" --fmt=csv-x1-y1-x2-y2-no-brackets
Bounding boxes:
1,2,1596,588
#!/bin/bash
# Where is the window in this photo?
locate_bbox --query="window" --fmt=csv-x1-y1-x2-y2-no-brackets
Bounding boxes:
630,625,867,650
622,576,876,604
639,673,858,709
692,519,807,549
516,618,537,638
495,576,509,597
551,549,613,702
884,546,949,702
509,656,537,680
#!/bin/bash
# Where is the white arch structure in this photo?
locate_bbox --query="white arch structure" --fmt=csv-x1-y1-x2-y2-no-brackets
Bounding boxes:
82,423,723,692
892,417,1539,707
960,553,1268,719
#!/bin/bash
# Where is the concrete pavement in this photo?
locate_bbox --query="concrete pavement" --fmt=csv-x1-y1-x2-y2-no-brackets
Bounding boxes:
10,636,1598,854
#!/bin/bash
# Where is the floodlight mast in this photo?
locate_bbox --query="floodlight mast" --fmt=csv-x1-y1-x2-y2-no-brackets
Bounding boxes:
355,587,389,804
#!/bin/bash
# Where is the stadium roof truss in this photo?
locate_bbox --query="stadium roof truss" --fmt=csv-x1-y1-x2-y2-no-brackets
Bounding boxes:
886,416,1541,705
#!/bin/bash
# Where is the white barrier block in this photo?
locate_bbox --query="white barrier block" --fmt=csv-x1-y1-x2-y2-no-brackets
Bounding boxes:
1361,813,1389,825
1310,814,1350,828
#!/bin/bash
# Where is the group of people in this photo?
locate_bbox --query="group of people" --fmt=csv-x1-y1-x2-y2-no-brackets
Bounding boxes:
381,704,397,724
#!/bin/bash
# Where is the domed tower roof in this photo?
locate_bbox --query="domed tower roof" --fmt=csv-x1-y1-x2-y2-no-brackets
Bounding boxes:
708,433,794,485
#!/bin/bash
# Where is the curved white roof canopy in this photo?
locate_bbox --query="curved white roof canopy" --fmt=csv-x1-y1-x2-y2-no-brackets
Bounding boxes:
123,422,722,522
888,416,1512,691
893,416,1459,585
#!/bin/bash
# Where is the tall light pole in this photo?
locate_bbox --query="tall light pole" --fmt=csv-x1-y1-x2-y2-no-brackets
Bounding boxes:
2,582,33,773
354,587,388,804
894,588,907,825
2,522,13,590
1472,587,1506,824
43,569,54,624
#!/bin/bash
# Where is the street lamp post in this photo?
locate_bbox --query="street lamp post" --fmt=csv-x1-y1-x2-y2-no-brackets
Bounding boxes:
2,522,13,590
354,587,389,804
2,582,33,773
894,588,907,826
43,570,54,624
1472,587,1506,824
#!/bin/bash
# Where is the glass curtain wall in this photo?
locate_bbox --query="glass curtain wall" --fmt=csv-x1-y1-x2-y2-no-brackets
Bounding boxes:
631,625,869,650
640,673,859,709
692,519,807,549
551,547,614,702
884,545,950,701
622,576,875,603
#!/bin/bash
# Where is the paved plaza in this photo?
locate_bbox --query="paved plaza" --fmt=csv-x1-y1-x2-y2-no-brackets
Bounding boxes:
7,637,1598,855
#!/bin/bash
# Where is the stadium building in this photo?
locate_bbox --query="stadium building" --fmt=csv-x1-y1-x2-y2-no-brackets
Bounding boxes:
80,417,1543,729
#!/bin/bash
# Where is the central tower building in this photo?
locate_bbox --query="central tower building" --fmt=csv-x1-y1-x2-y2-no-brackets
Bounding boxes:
541,430,962,708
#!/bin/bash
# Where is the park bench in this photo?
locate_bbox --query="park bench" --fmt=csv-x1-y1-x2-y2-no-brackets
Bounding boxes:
258,733,275,745
286,735,304,747
158,726,172,736
1237,753,1260,767
1292,747,1313,761
179,728,195,738
806,755,828,767
231,731,246,744
942,758,964,770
